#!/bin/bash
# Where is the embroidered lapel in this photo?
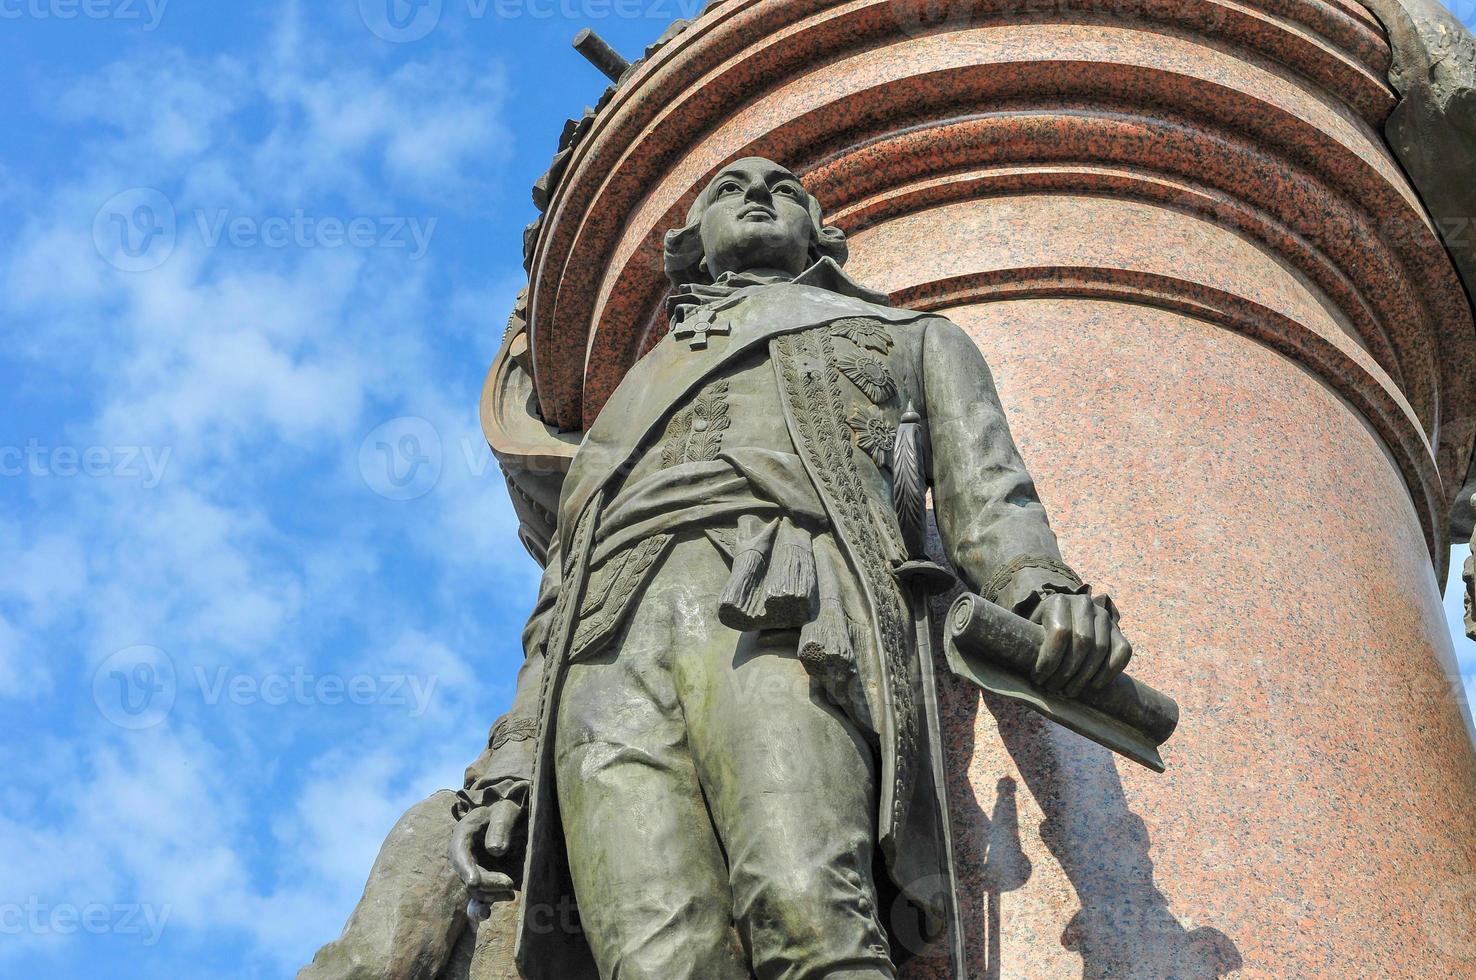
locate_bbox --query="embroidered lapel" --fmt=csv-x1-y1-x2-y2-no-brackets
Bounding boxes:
559,280,929,555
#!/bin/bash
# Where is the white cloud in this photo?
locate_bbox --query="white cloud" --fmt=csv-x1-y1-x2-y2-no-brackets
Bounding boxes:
0,724,466,965
0,613,47,698
55,50,249,165
0,729,243,941
0,531,87,618
0,6,527,972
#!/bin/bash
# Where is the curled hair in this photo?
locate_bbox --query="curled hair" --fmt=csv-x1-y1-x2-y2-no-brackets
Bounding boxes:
662,163,848,287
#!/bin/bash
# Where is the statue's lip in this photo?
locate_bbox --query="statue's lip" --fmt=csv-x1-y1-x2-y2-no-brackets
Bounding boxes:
737,204,777,220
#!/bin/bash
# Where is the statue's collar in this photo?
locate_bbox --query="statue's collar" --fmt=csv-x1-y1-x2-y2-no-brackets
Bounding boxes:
787,257,892,305
667,258,891,349
669,257,891,311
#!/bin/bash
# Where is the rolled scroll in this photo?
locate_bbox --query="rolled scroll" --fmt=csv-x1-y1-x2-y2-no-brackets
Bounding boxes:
943,593,1179,772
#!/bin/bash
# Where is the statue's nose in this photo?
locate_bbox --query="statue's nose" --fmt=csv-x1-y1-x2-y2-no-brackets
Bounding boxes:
744,182,773,205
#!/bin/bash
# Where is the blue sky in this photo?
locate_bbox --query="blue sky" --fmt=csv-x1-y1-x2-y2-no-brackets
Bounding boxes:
0,2,1472,977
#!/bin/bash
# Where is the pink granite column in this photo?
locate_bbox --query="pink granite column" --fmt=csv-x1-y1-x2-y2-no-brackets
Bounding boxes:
498,0,1476,974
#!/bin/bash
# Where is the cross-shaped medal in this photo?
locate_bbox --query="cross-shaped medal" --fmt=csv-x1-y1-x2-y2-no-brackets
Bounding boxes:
671,306,731,350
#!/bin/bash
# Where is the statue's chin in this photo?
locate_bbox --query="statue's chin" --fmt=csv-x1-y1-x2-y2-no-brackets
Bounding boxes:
708,242,804,279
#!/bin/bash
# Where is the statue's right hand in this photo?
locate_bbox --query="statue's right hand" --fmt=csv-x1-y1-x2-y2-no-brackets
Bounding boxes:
449,796,526,916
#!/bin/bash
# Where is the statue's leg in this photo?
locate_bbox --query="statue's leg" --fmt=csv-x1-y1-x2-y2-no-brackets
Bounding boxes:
677,618,895,980
611,533,892,980
554,555,750,980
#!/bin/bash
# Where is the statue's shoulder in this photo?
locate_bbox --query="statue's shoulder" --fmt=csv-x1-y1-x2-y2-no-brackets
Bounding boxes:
768,258,931,326
819,293,951,350
749,283,931,328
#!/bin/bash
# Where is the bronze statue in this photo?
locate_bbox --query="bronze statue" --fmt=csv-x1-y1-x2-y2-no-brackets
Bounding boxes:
447,158,1139,980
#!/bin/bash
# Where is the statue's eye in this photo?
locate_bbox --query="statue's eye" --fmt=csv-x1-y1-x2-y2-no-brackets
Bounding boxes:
775,183,801,197
718,182,743,196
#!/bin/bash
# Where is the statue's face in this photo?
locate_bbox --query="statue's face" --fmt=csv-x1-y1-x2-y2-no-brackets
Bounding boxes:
697,158,814,280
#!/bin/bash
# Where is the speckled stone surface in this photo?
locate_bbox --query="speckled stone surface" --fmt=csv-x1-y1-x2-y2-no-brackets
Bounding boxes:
895,298,1476,977
495,1,1476,975
841,191,1450,568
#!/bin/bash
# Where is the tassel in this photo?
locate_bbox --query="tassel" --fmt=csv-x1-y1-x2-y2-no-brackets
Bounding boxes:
718,516,778,631
761,519,817,628
798,535,857,681
798,597,856,679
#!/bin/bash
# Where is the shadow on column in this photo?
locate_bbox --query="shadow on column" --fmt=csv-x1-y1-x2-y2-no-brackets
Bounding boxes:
979,687,1243,980
980,776,1030,980
907,525,1240,979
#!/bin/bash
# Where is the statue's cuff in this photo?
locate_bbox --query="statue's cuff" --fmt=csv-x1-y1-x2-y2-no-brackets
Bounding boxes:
452,789,481,820
981,554,1087,616
453,777,530,820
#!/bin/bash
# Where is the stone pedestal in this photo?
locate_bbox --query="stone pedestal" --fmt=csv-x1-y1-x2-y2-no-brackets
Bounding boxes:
501,0,1476,973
